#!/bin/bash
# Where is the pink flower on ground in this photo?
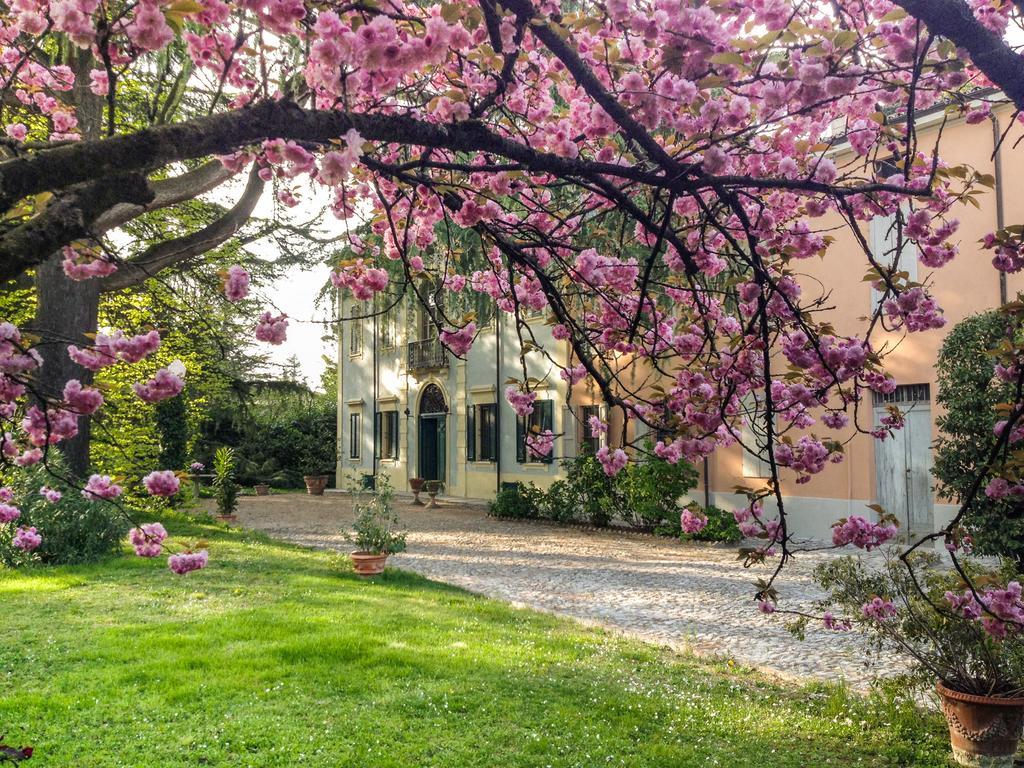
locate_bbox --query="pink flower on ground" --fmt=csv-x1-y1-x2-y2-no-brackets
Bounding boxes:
12,526,41,552
143,470,180,497
223,265,250,302
129,522,168,557
680,508,708,535
82,474,122,501
0,487,14,503
168,549,209,575
0,503,20,523
596,446,628,476
39,486,62,503
255,311,288,344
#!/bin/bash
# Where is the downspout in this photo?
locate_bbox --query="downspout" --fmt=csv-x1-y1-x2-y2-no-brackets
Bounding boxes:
336,290,345,489
703,457,711,510
372,310,379,482
992,113,1007,305
495,309,502,494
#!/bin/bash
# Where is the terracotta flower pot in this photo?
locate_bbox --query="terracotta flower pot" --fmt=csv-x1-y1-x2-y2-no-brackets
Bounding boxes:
938,681,1024,767
254,483,270,496
409,477,425,506
350,551,389,577
303,475,328,496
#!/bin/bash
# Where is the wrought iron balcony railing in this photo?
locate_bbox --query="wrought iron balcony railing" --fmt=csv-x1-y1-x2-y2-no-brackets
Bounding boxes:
408,337,448,370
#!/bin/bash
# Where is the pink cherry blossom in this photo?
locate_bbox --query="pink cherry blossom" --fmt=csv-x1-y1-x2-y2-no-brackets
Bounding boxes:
129,522,168,557
223,265,250,302
680,508,708,535
133,367,185,403
39,486,62,503
168,549,209,575
82,474,122,501
12,526,41,552
142,470,180,497
596,447,628,477
255,311,288,345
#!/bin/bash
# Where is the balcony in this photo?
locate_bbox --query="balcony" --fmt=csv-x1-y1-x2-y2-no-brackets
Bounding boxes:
408,337,448,371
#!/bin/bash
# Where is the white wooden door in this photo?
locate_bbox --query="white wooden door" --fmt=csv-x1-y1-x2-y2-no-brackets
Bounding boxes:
874,400,933,540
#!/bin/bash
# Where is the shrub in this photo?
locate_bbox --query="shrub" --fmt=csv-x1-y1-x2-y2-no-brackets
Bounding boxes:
618,442,699,530
213,447,239,518
489,483,543,519
561,452,617,526
347,477,406,555
676,504,742,543
933,311,1024,565
0,461,125,566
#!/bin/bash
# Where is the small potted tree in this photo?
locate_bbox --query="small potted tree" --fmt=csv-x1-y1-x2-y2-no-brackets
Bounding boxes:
347,477,406,577
816,550,1024,767
213,447,239,522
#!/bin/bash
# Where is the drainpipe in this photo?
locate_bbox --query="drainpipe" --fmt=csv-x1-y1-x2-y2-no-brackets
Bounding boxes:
703,456,711,510
991,113,1007,305
495,309,502,495
372,309,378,483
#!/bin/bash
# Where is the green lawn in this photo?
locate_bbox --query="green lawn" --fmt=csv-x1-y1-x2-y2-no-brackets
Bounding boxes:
0,511,950,767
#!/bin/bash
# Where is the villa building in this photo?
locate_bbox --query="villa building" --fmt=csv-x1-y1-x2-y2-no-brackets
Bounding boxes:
336,100,1024,541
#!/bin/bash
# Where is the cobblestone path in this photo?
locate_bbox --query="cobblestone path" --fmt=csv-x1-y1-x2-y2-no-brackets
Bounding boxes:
231,493,899,686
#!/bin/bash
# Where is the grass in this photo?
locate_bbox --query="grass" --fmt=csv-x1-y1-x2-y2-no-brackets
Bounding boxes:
0,510,951,767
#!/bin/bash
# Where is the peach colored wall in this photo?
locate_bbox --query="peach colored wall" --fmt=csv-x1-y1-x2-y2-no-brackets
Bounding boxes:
707,104,1024,505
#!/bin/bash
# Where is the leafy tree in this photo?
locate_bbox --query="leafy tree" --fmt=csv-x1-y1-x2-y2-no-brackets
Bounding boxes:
934,311,1024,565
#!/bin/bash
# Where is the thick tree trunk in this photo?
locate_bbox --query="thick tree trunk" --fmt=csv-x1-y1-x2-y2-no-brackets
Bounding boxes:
33,255,101,477
30,48,104,478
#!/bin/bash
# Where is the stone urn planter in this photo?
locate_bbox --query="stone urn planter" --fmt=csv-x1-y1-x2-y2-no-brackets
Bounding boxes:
350,551,389,577
424,480,442,509
938,682,1024,767
253,483,270,496
303,474,328,496
409,477,425,506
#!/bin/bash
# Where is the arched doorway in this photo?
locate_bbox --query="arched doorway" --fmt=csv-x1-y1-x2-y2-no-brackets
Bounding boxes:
418,384,447,484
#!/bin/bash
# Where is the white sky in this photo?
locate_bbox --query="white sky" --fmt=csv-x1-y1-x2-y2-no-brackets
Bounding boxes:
239,180,355,390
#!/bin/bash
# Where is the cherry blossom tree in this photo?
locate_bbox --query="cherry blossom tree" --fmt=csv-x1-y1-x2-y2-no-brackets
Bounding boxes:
1,0,1023,619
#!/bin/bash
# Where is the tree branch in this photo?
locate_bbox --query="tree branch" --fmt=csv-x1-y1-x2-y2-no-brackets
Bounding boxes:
894,0,1024,110
98,165,265,291
0,175,152,282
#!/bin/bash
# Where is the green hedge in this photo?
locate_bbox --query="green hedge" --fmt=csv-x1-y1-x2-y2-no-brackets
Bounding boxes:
487,445,741,542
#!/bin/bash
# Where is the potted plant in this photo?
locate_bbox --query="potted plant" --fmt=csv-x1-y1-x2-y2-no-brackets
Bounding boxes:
253,482,270,496
346,477,406,577
409,477,425,506
303,472,328,495
815,550,1024,767
212,447,239,522
424,479,442,509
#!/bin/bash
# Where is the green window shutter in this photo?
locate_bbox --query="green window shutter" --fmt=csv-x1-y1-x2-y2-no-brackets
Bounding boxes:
485,405,497,461
516,414,526,463
374,412,382,459
467,405,476,462
389,412,399,459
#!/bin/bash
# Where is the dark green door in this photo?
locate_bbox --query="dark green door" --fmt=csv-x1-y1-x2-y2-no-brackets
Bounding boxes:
418,415,446,482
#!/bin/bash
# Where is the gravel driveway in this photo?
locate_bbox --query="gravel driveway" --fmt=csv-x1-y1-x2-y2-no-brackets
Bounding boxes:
230,493,899,687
